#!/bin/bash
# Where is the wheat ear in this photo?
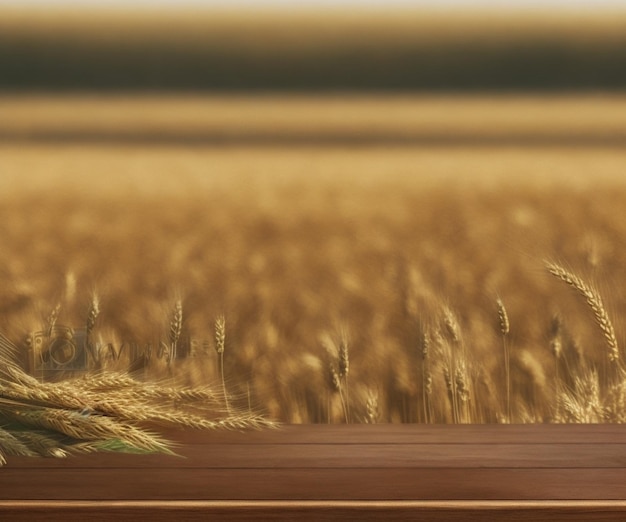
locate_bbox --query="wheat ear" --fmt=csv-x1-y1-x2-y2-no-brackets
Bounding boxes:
86,295,100,337
46,302,61,337
338,333,350,422
365,390,379,424
420,331,432,423
214,315,230,413
328,362,348,423
545,261,620,365
168,300,183,364
85,294,100,364
549,314,563,419
497,298,511,422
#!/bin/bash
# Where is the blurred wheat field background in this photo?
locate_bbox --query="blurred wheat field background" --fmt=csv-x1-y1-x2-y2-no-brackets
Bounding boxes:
3,4,626,430
3,93,626,424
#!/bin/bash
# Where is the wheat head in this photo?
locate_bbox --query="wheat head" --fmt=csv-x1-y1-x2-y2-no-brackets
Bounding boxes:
545,261,620,364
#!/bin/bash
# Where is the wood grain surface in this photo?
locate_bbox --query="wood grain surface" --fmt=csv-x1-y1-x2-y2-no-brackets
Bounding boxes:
2,425,626,519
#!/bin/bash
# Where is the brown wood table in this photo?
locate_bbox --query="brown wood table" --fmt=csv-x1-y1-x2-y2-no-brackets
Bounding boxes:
1,424,626,520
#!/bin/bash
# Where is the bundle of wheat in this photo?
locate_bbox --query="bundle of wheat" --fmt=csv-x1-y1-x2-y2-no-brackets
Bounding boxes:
0,331,276,466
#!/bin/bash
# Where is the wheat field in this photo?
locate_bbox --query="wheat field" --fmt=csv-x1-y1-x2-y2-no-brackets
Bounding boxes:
2,95,626,427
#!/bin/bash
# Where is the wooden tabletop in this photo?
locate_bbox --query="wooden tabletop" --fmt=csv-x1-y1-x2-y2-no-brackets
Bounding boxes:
2,424,626,520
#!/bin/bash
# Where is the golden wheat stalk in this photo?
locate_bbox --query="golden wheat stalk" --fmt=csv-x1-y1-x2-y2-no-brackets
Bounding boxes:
328,362,348,423
215,315,226,355
0,426,37,462
45,302,61,336
497,298,510,336
168,300,183,363
365,389,379,424
0,330,276,466
86,294,100,337
338,333,350,421
214,315,230,413
454,360,470,423
545,261,620,364
420,330,432,423
442,307,460,344
12,430,69,458
497,297,511,422
549,314,563,419
338,339,349,378
7,370,269,425
329,364,341,392
443,365,458,423
554,369,604,423
84,397,273,429
0,335,30,383
0,382,85,411
1,399,175,455
55,373,222,404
